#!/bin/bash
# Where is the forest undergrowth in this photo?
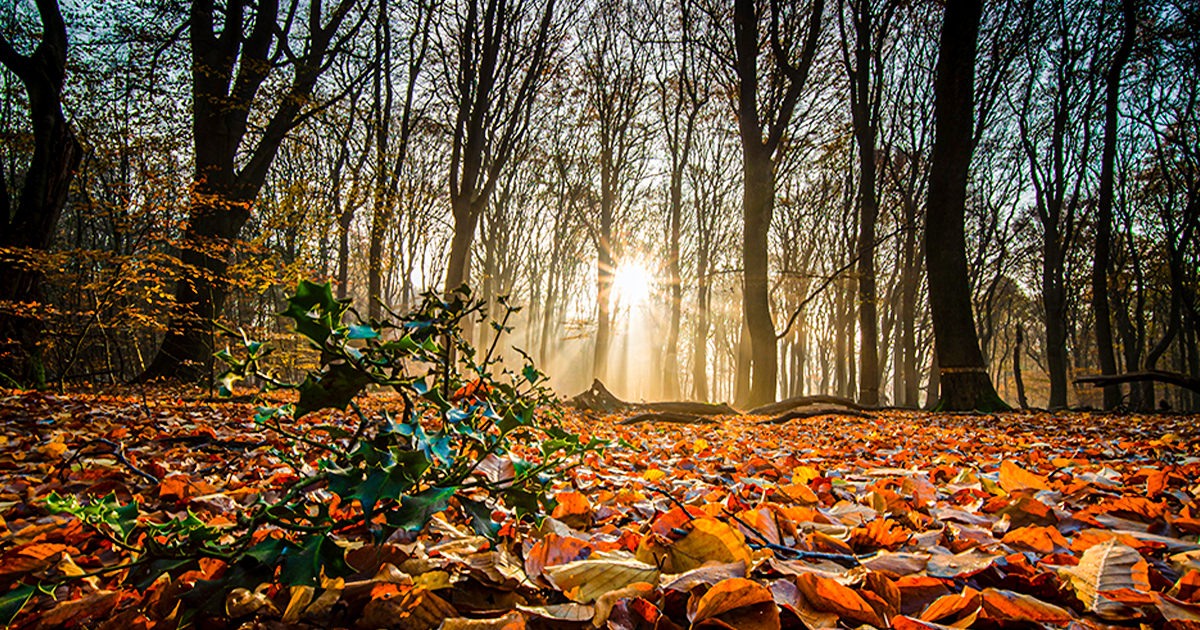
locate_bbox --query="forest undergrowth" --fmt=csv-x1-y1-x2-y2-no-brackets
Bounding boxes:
0,385,1198,630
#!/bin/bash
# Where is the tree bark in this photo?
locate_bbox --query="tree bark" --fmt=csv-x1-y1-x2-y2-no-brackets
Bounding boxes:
143,0,356,382
733,0,824,408
1014,324,1029,408
445,0,557,296
924,0,1007,411
1092,0,1136,409
0,0,81,386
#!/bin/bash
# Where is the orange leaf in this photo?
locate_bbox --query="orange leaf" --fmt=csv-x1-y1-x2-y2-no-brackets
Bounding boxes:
1001,525,1071,554
919,587,982,626
1171,570,1200,603
998,460,1051,493
689,578,780,630
978,588,1073,624
794,572,884,627
525,534,594,585
551,492,593,528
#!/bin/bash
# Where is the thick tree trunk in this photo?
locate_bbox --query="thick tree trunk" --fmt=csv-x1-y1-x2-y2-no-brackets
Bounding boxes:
145,194,251,381
0,0,81,386
742,149,777,406
1092,0,1136,409
924,0,1007,412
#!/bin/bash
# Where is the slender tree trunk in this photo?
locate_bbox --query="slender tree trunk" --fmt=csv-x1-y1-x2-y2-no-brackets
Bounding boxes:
594,145,615,382
1043,237,1069,407
1014,324,1029,408
664,177,683,399
692,231,710,402
924,0,1006,411
1092,0,1136,409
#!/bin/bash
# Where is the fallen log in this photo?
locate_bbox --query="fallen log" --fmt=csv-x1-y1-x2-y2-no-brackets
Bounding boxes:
756,408,875,425
569,379,629,412
640,401,741,416
746,394,871,417
1075,369,1200,395
618,412,717,426
569,380,741,416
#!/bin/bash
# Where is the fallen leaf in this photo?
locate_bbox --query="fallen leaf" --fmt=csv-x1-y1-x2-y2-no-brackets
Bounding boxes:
594,581,654,628
544,551,660,603
1059,538,1150,619
688,577,779,630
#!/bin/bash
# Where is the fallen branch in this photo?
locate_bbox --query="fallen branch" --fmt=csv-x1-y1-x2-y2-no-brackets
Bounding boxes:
618,412,717,426
1075,369,1200,395
757,408,875,425
746,395,871,417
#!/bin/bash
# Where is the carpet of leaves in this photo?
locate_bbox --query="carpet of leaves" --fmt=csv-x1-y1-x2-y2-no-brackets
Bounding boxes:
1,389,1200,630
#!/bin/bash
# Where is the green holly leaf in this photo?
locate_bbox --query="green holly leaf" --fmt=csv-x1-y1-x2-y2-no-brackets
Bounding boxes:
280,280,349,346
295,362,372,419
279,534,351,586
388,487,455,531
459,496,500,538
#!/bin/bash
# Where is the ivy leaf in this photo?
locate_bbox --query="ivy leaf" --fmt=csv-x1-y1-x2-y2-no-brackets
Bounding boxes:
295,363,372,419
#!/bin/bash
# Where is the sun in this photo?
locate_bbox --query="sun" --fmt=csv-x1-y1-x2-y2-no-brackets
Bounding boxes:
611,258,653,308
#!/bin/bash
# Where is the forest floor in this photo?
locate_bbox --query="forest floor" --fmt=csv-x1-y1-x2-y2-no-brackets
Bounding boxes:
1,387,1199,629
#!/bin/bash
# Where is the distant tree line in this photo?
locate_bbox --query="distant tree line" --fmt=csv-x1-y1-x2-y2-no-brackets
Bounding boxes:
0,0,1195,412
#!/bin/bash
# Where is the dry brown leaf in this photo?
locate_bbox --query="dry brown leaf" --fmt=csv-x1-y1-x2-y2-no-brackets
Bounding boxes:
516,602,595,622
358,586,457,630
439,611,525,630
34,590,119,630
543,550,661,603
793,572,884,627
667,518,753,574
1059,538,1150,619
662,560,746,591
226,584,280,618
688,577,779,630
770,579,839,629
283,585,315,624
593,581,655,628
978,588,1073,624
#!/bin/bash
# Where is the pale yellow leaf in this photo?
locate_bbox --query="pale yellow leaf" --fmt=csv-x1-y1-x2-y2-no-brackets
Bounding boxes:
1059,539,1150,620
543,551,660,603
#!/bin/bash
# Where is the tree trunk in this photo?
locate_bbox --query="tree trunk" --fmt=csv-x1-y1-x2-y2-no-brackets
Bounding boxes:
1014,324,1028,409
664,177,683,399
1092,0,1136,409
924,0,1007,412
0,0,81,386
1043,237,1069,407
692,229,710,402
143,0,355,382
742,148,777,406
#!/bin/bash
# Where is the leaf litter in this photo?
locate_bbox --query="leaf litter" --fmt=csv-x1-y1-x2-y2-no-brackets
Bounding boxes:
1,388,1199,629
